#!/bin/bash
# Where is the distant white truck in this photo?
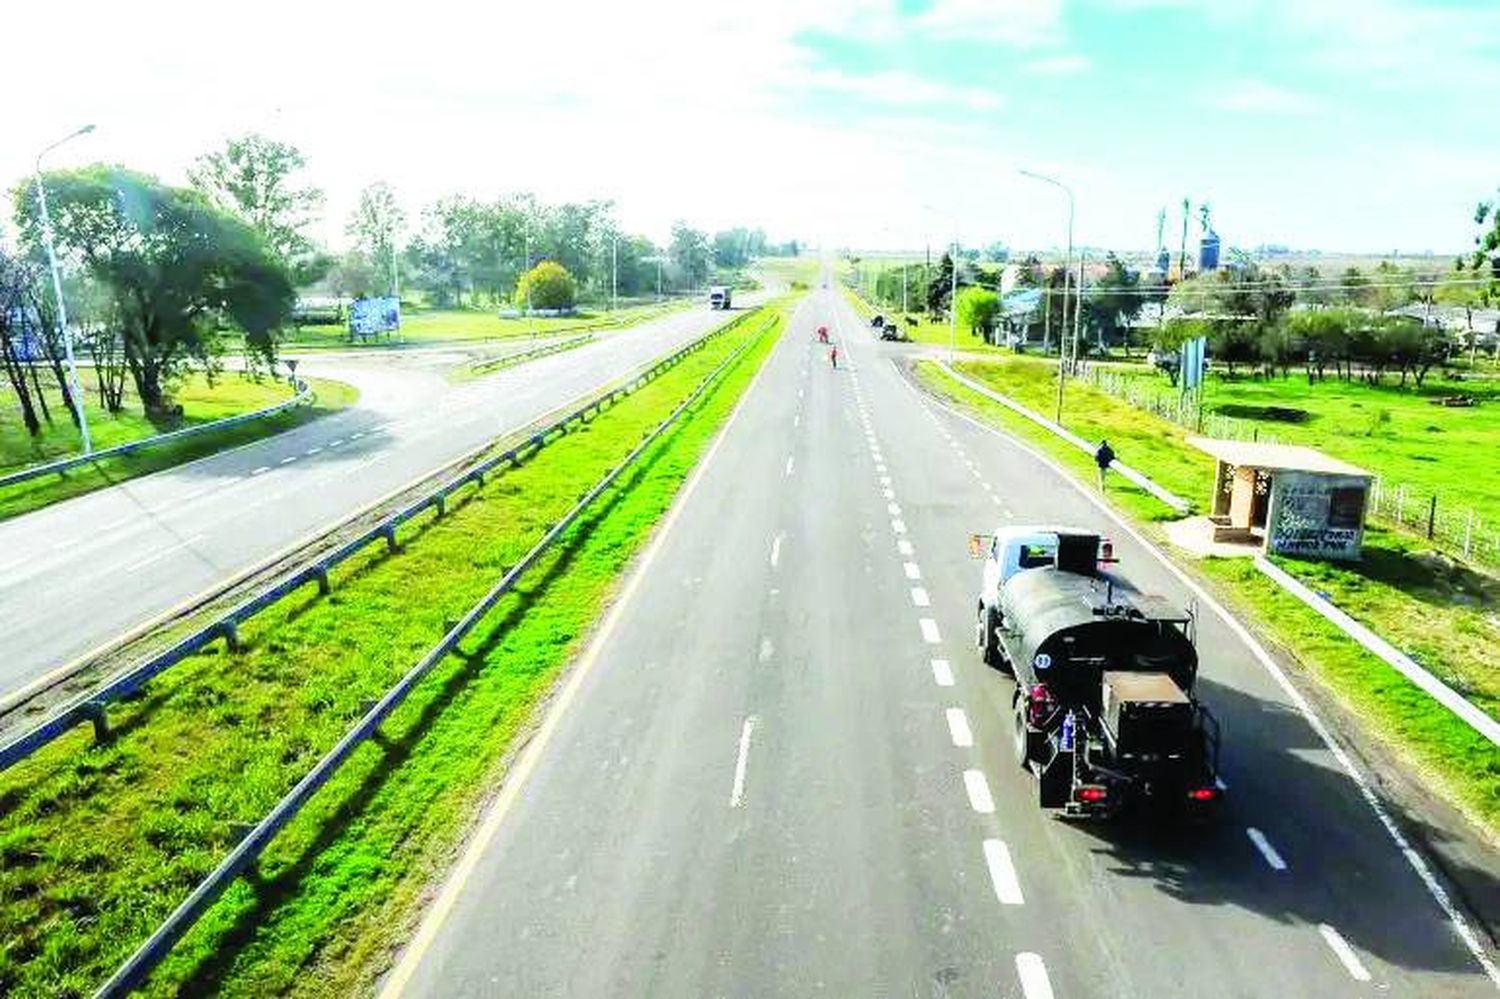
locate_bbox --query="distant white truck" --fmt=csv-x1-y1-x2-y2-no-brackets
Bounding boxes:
708,286,732,310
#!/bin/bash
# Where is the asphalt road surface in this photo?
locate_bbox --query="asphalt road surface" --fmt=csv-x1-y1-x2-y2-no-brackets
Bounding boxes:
384,289,1498,999
0,304,758,701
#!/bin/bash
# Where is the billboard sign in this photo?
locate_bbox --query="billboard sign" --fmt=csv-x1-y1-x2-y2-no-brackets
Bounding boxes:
349,297,401,338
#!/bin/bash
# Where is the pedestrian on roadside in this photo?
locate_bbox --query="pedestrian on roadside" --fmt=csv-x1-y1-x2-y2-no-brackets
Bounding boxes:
1094,438,1115,490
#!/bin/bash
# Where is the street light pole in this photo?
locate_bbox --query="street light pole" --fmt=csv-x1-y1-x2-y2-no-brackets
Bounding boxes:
1018,168,1074,425
34,124,95,454
611,234,618,313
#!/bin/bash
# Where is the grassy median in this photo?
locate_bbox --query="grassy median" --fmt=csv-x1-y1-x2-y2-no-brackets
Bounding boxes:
0,305,783,998
911,358,1500,840
0,375,358,521
278,299,690,349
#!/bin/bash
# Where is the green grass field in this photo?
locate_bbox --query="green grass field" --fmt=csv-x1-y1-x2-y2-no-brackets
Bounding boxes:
280,299,689,349
0,306,783,998
841,286,1011,356
0,375,357,521
1103,364,1500,533
912,358,1500,839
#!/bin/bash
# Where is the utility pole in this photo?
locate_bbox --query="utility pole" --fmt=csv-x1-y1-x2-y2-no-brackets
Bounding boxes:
1178,197,1190,283
1018,169,1074,425
34,124,96,454
611,234,618,313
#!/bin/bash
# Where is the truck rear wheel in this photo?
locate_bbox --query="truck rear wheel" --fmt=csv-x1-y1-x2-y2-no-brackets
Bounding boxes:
1012,697,1034,771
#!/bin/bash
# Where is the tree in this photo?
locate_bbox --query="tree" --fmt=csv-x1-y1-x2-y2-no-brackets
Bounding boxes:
1471,194,1500,286
0,249,43,436
926,252,956,316
955,287,1000,340
516,261,577,310
189,134,324,266
14,166,294,418
669,222,710,289
1081,253,1141,350
346,182,406,296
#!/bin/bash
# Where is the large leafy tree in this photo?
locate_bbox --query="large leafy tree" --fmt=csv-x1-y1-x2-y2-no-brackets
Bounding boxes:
189,134,324,265
13,166,293,417
346,182,406,296
669,222,710,288
516,261,577,310
1081,252,1142,348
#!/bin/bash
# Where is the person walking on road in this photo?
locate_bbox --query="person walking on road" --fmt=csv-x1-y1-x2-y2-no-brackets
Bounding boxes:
1094,438,1115,490
829,343,839,369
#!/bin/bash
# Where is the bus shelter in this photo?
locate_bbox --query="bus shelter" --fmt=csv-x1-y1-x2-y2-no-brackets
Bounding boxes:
1187,438,1372,561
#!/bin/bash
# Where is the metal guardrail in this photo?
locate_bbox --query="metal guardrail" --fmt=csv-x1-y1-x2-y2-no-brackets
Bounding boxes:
91,310,776,997
0,377,313,491
0,310,766,776
469,332,595,375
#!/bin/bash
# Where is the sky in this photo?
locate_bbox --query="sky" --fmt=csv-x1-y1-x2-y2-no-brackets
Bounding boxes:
5,0,1498,256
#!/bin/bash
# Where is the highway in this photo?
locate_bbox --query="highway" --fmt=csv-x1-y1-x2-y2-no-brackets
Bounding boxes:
383,289,1498,998
0,305,758,702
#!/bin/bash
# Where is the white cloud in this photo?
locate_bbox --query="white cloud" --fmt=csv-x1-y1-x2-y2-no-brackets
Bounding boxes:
799,69,1004,111
1210,79,1319,114
1024,54,1091,74
911,0,1065,45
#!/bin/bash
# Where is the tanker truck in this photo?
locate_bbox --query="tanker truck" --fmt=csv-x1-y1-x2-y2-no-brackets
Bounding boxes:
972,526,1223,818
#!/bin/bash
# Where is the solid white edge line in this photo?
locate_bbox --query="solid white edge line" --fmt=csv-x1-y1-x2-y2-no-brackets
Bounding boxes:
730,715,757,807
983,838,1024,905
1016,953,1055,999
901,361,1500,989
963,768,995,813
1319,923,1374,982
376,305,783,999
931,658,955,686
919,617,941,644
250,466,270,475
945,707,973,747
1246,826,1289,871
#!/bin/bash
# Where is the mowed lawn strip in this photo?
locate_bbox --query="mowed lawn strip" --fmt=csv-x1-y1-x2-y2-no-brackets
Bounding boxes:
278,299,689,349
910,358,1500,840
0,375,357,521
0,309,782,998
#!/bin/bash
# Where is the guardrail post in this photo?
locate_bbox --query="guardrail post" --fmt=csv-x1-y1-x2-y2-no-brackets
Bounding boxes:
434,495,446,518
84,700,110,743
314,566,331,596
383,524,399,552
221,620,241,653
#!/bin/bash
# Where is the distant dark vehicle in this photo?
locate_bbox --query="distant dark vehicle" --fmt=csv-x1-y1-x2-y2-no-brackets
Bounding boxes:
879,319,906,342
870,313,885,329
971,526,1223,820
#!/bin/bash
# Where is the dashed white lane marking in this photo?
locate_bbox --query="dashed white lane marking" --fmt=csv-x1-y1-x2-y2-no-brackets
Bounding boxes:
250,466,271,475
1246,827,1288,871
122,533,205,573
729,716,757,808
1318,924,1373,982
798,387,803,399
897,539,915,556
305,446,322,455
793,414,800,428
887,502,901,515
329,439,343,447
879,476,891,486
891,519,908,534
911,587,931,607
919,618,942,644
52,536,83,550
945,707,973,747
758,637,774,663
963,768,995,813
785,456,795,477
769,533,784,569
1215,775,1229,791
983,839,1025,905
876,463,887,474
931,658,955,686
903,561,922,580
176,486,212,505
882,488,896,500
1016,953,1055,999
280,455,298,465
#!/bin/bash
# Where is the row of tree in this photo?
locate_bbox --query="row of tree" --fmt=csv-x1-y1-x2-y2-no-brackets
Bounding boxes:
2,132,793,435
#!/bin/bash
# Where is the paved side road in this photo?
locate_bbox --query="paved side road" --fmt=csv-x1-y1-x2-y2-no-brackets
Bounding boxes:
381,289,1498,998
0,304,760,701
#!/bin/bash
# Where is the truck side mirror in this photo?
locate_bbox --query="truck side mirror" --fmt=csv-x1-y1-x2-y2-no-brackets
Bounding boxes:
968,533,994,559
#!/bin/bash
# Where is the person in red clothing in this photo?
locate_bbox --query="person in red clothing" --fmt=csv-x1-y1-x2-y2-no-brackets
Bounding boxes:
829,343,839,368
816,324,829,343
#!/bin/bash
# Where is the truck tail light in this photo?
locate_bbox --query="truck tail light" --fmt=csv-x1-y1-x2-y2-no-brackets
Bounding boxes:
1099,537,1117,565
1187,786,1219,802
1074,785,1109,804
